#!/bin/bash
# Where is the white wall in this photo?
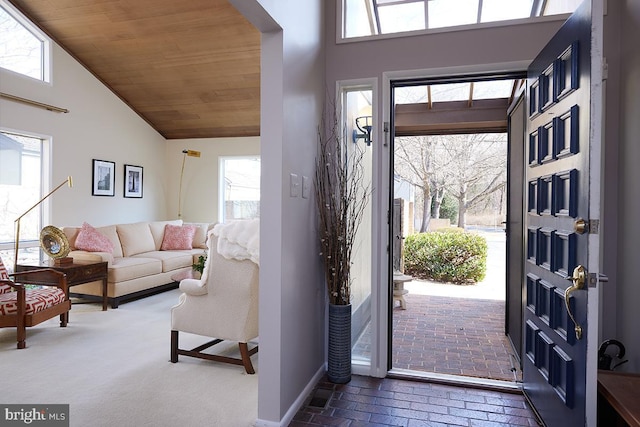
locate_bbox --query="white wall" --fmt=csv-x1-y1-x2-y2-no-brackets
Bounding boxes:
0,43,167,227
230,1,326,425
612,0,640,372
164,137,260,223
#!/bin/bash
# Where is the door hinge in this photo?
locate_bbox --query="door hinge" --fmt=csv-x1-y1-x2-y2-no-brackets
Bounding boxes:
602,58,609,81
588,272,608,288
383,121,389,147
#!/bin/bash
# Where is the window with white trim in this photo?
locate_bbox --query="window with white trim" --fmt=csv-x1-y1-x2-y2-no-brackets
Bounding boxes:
219,156,260,222
0,131,44,271
0,0,50,81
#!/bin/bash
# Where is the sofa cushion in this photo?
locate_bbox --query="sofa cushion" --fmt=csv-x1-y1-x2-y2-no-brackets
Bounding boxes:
75,222,114,253
149,220,183,250
161,224,197,250
117,222,155,257
64,225,123,258
132,251,193,273
187,222,214,249
0,287,66,316
108,257,162,283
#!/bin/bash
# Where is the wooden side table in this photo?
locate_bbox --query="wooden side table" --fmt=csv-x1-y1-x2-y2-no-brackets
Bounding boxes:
16,260,109,311
598,370,640,426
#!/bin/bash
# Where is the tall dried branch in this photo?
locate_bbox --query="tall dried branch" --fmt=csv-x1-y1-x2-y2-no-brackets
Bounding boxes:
315,109,371,305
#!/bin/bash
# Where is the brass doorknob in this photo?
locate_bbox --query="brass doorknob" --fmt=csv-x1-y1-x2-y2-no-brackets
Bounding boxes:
565,265,586,340
574,218,588,234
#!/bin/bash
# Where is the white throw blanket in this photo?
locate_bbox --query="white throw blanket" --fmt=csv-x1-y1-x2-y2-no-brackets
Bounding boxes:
212,219,260,265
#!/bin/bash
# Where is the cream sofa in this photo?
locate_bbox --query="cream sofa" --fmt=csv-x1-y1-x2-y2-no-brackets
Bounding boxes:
62,220,214,308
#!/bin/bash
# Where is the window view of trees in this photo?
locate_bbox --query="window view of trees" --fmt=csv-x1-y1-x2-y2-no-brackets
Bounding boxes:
395,133,507,230
0,4,46,80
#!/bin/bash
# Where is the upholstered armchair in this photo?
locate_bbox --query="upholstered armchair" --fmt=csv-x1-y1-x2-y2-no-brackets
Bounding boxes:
0,256,71,349
170,227,259,373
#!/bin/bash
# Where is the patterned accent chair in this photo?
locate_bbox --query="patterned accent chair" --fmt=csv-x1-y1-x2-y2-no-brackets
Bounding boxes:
170,233,259,373
0,257,71,349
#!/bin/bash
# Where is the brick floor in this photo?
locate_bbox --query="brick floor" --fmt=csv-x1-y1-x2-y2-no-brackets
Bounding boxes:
354,294,520,382
291,375,540,427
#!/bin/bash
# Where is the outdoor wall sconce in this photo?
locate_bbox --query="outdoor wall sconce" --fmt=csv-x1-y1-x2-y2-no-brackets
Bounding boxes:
352,116,373,146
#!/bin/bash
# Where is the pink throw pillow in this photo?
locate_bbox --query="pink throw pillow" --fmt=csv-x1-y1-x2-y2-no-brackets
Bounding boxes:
75,222,114,253
161,224,197,250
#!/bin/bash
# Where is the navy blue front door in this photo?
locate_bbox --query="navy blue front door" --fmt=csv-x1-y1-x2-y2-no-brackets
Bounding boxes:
523,2,592,426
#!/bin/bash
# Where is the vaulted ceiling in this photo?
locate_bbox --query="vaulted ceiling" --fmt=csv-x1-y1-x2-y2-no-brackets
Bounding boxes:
9,0,261,140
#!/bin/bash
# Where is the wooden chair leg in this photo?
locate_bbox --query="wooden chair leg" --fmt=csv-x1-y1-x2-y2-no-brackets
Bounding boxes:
17,287,26,349
16,320,26,349
60,312,68,327
170,330,179,363
239,342,255,374
17,331,26,349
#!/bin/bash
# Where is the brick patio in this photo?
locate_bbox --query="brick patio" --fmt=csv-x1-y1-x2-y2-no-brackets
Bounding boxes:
354,293,520,383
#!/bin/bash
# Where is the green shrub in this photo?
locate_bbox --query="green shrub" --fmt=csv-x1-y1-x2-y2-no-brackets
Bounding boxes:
432,193,458,223
404,230,487,284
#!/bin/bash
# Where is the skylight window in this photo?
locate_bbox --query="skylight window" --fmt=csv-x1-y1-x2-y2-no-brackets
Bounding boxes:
342,0,580,40
481,0,534,23
395,79,518,105
378,2,425,34
0,1,49,81
428,0,478,29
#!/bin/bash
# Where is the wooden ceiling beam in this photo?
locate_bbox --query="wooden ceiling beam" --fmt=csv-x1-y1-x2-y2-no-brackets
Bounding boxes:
395,98,510,136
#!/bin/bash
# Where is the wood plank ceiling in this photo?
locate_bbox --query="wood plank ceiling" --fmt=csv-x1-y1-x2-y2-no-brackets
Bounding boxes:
9,0,261,140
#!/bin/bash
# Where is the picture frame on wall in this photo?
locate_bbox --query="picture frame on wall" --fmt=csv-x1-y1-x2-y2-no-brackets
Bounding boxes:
92,159,115,196
124,164,143,198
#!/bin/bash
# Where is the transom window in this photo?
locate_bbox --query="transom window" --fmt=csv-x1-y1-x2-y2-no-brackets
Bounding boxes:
342,0,582,39
395,78,521,105
0,0,50,81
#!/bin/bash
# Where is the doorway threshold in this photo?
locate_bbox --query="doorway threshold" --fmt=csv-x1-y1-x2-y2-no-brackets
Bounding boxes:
388,368,522,394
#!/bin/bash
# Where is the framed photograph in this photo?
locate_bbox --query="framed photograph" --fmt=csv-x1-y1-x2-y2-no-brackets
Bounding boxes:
124,164,143,198
92,159,115,196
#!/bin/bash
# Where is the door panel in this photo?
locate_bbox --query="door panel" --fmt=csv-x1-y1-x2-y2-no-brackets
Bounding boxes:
523,2,592,426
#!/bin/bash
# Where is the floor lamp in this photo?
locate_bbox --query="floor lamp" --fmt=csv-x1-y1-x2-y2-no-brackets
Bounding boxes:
14,176,73,272
178,149,201,218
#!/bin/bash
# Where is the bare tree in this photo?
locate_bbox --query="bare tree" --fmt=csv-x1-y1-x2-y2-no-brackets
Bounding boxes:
395,135,455,231
395,133,507,230
0,8,43,78
394,136,434,232
439,133,507,228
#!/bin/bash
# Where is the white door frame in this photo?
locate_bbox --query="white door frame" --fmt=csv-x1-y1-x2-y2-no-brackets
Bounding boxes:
374,61,532,379
585,0,605,425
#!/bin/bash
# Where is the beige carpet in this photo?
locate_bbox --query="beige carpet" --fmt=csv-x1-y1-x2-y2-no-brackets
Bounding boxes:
0,289,258,427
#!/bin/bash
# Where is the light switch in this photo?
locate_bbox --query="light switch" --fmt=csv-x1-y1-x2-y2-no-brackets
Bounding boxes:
302,176,310,199
290,173,300,197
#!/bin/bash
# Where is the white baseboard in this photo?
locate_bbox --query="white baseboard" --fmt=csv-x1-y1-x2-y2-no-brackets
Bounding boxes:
254,364,326,427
